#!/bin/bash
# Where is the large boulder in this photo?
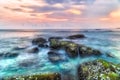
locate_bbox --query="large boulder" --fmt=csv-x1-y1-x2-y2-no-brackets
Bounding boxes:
3,73,61,80
32,37,47,45
79,46,101,57
78,59,120,80
25,46,39,53
67,34,85,39
48,51,66,62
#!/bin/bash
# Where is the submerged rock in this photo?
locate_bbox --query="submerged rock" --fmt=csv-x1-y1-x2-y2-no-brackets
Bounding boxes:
3,73,61,80
67,34,85,39
25,46,39,53
78,59,120,80
48,51,65,62
32,37,47,45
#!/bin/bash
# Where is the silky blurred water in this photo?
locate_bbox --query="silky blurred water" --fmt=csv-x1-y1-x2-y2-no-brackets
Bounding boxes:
0,29,120,78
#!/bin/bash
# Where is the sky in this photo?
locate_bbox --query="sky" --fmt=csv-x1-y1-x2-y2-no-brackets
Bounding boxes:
0,0,120,29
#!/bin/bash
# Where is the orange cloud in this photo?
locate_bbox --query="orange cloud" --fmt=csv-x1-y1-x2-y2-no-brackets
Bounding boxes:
100,9,120,22
65,9,82,15
110,9,120,19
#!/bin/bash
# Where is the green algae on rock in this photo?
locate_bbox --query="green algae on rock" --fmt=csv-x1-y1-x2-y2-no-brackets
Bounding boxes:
3,73,61,80
50,39,61,49
49,39,101,58
78,59,120,80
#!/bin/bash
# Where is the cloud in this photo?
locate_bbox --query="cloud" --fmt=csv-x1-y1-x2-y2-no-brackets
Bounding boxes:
1,0,120,29
44,0,95,5
81,0,120,18
110,9,120,18
65,9,82,15
27,5,65,13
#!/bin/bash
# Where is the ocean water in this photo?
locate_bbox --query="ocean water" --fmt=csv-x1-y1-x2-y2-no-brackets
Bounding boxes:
0,29,120,78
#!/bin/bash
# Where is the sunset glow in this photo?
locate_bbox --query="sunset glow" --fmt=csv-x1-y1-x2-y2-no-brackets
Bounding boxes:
0,0,120,29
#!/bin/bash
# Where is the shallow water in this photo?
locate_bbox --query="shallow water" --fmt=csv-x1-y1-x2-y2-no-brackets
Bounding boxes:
0,29,120,78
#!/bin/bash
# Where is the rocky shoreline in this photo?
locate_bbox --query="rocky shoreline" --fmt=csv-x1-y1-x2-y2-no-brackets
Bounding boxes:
1,34,120,80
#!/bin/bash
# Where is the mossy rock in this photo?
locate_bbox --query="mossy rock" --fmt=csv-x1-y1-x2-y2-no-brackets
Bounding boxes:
49,39,101,58
78,59,120,80
49,39,61,49
3,73,61,80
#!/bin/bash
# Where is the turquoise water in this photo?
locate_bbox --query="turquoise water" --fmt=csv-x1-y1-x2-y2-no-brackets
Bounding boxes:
0,29,120,78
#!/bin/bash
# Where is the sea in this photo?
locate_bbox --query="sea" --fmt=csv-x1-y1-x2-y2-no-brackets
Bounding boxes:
0,29,120,79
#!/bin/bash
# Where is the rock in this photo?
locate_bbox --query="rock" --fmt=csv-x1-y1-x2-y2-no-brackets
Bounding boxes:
50,39,101,58
25,46,39,53
49,39,61,49
32,37,47,45
78,59,120,80
48,37,63,41
48,51,65,62
38,44,49,48
65,42,79,58
67,34,85,39
3,73,61,80
79,46,101,57
60,41,73,48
